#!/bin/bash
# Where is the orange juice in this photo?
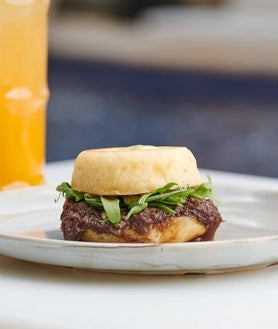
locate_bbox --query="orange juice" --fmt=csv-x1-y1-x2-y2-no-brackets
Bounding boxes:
0,0,50,190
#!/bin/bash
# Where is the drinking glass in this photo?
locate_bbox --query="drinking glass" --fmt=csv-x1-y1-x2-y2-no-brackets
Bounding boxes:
0,0,50,190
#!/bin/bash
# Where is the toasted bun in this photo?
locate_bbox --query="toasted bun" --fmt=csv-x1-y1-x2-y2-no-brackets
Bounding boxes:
71,145,203,195
82,216,206,243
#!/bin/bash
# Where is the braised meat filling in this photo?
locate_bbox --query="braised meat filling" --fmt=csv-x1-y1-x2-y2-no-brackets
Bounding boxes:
60,197,223,242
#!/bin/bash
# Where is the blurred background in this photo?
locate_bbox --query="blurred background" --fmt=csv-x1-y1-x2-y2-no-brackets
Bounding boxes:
46,0,278,178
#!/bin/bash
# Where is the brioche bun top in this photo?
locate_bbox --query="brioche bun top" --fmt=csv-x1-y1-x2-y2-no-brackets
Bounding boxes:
71,145,203,195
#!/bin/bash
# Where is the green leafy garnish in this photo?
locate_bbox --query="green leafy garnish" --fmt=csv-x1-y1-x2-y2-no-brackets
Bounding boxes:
124,178,218,219
100,196,121,226
56,176,218,226
84,194,103,208
56,182,83,202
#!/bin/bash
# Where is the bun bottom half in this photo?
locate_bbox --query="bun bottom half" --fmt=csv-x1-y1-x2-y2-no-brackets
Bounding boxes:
81,216,206,243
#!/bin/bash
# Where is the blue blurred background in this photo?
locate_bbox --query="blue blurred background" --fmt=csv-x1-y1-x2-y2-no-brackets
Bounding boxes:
47,0,278,178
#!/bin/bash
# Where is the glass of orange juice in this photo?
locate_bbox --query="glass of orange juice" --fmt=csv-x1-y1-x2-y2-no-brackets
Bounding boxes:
0,0,50,190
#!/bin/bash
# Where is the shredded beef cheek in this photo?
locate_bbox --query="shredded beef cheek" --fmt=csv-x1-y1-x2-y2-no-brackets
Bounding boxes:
176,198,223,241
60,197,223,242
60,200,122,241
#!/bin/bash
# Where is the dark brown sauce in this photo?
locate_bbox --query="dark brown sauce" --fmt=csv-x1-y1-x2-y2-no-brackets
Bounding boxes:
60,197,223,242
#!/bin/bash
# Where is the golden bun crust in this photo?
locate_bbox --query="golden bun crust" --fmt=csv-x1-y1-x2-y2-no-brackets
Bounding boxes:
71,145,203,195
81,216,206,243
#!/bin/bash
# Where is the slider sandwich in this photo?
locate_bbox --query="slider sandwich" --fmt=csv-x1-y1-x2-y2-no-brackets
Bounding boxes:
57,145,223,243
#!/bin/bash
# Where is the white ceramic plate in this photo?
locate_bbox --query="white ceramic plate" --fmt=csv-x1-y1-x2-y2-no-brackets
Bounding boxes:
0,177,278,275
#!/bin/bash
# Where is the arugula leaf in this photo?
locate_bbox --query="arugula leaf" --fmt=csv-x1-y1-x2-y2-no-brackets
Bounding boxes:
56,182,83,202
148,202,176,214
100,196,121,225
126,202,148,219
56,177,219,226
124,177,217,218
84,194,103,207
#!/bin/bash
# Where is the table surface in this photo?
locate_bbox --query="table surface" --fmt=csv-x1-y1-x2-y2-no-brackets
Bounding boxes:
0,161,277,329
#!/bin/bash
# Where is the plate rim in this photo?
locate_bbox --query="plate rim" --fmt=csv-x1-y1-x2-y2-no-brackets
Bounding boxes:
0,229,278,248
